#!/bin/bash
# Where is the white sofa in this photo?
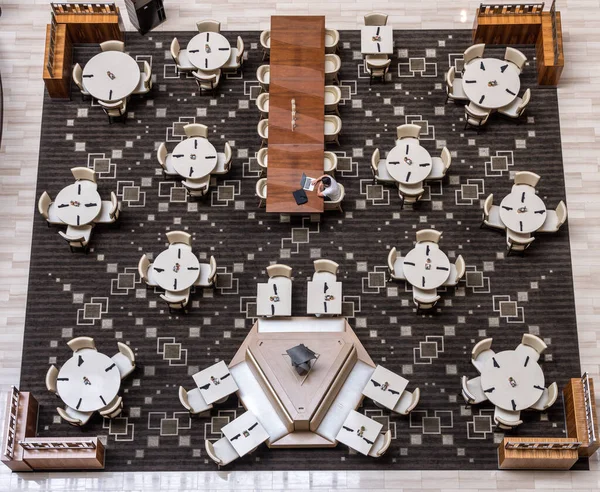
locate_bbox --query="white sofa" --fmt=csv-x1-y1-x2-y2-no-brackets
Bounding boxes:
315,360,375,442
230,361,292,444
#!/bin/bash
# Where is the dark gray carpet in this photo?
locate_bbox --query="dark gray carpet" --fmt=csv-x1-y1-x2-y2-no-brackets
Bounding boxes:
21,29,582,471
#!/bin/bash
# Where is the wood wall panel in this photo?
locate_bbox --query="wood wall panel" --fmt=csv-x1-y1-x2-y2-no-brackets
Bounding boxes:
563,378,600,457
498,437,579,470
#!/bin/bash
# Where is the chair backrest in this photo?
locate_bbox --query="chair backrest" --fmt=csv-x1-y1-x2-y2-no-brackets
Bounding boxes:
204,439,222,465
454,255,466,282
324,115,342,136
465,101,490,119
223,142,232,165
178,386,191,411
117,342,135,364
208,255,218,283
517,88,531,115
514,171,540,188
445,66,455,90
507,229,536,246
109,191,119,220
141,60,152,85
260,30,270,49
324,85,342,107
398,183,424,199
371,148,381,173
441,147,452,171
483,193,494,217
257,64,270,84
184,123,208,139
364,12,388,26
157,142,168,168
413,288,439,304
267,263,292,279
406,388,420,413
46,365,58,394
397,123,421,140
71,166,96,183
324,54,341,74
72,63,84,90
387,247,397,272
98,98,126,115
100,40,125,52
196,19,221,33
138,254,150,282
67,336,96,353
166,230,192,247
57,407,81,425
555,200,568,227
521,333,547,354
38,191,52,219
504,47,527,72
375,430,392,457
314,259,339,275
416,229,442,245
366,56,391,76
236,36,245,63
256,92,269,113
496,415,523,428
58,230,86,246
170,37,180,63
100,396,122,417
463,43,485,65
325,183,345,206
545,382,559,409
461,375,475,402
471,338,493,360
257,118,269,138
256,177,267,198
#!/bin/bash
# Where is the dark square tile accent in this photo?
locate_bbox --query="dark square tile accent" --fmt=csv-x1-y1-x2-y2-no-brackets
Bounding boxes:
118,273,135,290
368,272,386,288
83,303,101,319
94,158,111,173
474,416,492,433
161,418,179,436
420,341,438,358
422,416,441,434
409,58,426,72
491,156,508,171
466,271,484,288
123,186,140,202
461,184,479,199
218,186,235,201
500,301,518,317
163,343,181,359
109,417,128,435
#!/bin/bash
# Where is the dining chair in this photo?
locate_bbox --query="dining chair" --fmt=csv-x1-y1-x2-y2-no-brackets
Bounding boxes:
471,338,494,372
58,225,93,254
267,264,293,279
324,85,342,115
157,142,179,178
98,98,128,124
461,376,487,404
393,388,420,415
193,69,221,97
324,115,342,146
132,60,152,95
412,287,440,313
370,148,395,185
463,43,485,68
260,30,270,60
138,254,159,288
256,92,269,119
38,191,62,226
179,386,212,415
323,151,338,175
213,142,232,175
397,182,424,209
183,176,211,199
364,55,391,84
498,88,531,121
513,170,540,189
387,247,405,281
96,191,120,224
223,36,245,74
481,193,505,231
324,54,341,85
196,19,221,33
364,12,388,26
506,229,535,256
256,178,267,207
205,438,239,466
256,64,270,92
504,47,528,73
445,66,468,104
368,430,392,458
494,407,522,429
325,28,340,54
166,230,192,248
537,200,567,233
184,123,208,139
515,333,547,362
46,365,59,395
396,123,421,141
429,147,451,180
100,40,125,52
99,396,123,418
323,183,345,212
464,102,490,132
313,259,339,281
57,406,93,427
416,229,442,246
170,37,195,73
67,336,96,353
71,166,97,184
530,382,559,411
443,255,465,287
195,256,218,288
257,119,269,147
160,288,191,314
112,342,136,379
256,148,268,176
72,63,91,101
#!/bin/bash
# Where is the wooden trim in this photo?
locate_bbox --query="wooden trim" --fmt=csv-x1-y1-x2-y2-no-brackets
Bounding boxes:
535,12,564,85
563,378,600,457
498,437,579,469
1,391,38,472
21,437,105,470
43,24,73,99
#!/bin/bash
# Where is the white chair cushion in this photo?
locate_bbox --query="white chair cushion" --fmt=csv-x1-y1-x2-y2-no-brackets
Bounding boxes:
164,154,179,175
498,96,522,118
229,362,290,444
177,50,195,70
392,258,405,280
46,203,63,224
514,343,541,363
112,352,135,379
450,79,467,100
313,271,336,283
465,376,487,404
538,210,559,232
486,205,504,229
429,157,445,179
66,406,93,424
376,159,396,182
96,200,116,224
187,388,212,414
213,152,229,174
213,436,239,465
368,432,386,457
146,266,160,287
223,48,241,70
315,361,375,442
471,349,494,373
195,262,213,287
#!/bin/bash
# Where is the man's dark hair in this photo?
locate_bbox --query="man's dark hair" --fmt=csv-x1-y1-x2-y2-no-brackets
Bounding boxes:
321,176,331,187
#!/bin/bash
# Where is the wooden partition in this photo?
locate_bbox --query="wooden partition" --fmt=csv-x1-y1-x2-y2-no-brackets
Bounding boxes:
1,387,38,472
498,437,580,469
20,438,105,470
266,16,325,213
43,23,73,100
563,375,600,457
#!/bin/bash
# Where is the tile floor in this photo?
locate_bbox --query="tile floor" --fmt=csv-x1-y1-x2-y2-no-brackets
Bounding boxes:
0,0,599,489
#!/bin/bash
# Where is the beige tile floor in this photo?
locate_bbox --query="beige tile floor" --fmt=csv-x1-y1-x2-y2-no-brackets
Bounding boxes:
0,0,599,489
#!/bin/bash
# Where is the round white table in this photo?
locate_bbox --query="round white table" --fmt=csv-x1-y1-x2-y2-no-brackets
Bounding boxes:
403,246,450,289
171,138,218,179
480,350,545,411
462,58,521,110
187,32,231,71
55,183,101,226
57,351,121,412
386,142,432,185
82,51,140,102
152,246,200,292
500,191,547,233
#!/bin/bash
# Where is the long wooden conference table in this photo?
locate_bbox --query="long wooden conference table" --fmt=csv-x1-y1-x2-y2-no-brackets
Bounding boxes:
266,16,325,214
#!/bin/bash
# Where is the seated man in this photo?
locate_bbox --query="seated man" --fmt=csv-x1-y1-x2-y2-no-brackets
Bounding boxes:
314,175,342,202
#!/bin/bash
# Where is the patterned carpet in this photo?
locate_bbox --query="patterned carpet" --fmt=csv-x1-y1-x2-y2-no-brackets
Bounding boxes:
21,29,581,471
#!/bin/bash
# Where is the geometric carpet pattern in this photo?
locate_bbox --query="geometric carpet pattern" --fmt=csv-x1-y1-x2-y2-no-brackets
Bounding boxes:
21,30,580,471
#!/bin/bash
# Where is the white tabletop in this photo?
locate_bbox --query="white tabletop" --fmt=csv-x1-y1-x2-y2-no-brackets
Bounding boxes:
57,351,121,412
222,410,269,457
360,26,394,55
462,58,521,110
336,410,383,456
82,51,140,102
403,246,450,289
500,191,547,233
386,142,432,184
188,32,231,71
480,350,545,411
152,246,200,292
192,360,239,405
55,183,101,226
171,138,218,179
362,365,409,411
256,278,292,316
307,280,342,315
